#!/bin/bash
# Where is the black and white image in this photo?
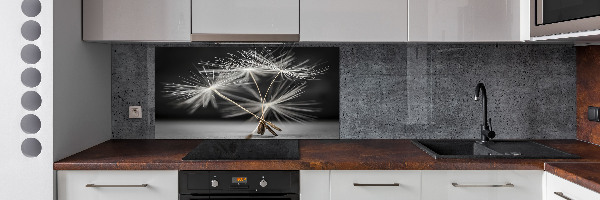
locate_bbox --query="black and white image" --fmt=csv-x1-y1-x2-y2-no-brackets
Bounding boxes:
155,47,340,139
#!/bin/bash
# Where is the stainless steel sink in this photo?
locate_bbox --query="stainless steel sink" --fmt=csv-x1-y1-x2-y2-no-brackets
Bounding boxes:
412,140,579,159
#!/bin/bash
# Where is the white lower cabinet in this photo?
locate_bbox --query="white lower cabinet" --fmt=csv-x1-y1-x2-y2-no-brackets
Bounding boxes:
330,170,421,200
421,170,543,200
57,169,600,200
545,172,600,200
300,170,330,200
57,170,178,200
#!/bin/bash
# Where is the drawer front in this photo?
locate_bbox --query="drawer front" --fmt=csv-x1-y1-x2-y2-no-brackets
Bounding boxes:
546,172,600,200
422,170,542,200
57,170,178,200
330,170,421,200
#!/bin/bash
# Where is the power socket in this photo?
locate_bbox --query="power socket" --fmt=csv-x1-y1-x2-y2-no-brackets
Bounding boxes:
129,106,142,119
589,106,599,122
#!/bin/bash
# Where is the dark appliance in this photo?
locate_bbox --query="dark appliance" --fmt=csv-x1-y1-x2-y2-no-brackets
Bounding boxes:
532,0,600,37
182,140,300,160
179,171,299,200
535,0,600,25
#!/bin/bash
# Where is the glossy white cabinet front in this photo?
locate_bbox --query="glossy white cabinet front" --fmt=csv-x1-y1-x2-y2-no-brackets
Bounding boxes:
409,0,529,42
330,170,421,200
300,170,330,200
82,0,191,41
192,0,299,34
300,0,408,42
422,170,543,200
57,170,178,200
545,172,600,200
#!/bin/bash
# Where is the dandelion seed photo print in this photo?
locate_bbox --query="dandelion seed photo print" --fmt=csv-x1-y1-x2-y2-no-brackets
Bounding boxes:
155,47,340,139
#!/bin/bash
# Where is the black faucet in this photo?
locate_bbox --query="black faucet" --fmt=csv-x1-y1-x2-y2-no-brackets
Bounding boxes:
474,83,495,143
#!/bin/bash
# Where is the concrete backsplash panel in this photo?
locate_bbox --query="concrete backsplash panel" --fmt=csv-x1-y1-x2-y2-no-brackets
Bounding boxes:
112,43,576,139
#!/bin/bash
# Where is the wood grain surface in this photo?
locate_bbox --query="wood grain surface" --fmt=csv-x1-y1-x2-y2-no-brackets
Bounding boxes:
54,139,600,171
545,162,600,194
577,46,600,145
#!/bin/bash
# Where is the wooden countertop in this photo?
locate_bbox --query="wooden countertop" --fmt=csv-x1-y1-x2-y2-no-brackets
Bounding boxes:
545,162,600,194
54,139,600,171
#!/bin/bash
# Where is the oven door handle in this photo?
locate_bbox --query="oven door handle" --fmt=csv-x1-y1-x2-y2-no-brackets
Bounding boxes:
180,195,298,200
209,196,296,199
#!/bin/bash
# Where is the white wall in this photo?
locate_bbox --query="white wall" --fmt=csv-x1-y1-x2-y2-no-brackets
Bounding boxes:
53,0,111,162
0,0,54,199
0,0,110,199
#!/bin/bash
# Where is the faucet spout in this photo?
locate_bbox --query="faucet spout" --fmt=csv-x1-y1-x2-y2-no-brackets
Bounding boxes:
474,83,488,129
474,83,495,142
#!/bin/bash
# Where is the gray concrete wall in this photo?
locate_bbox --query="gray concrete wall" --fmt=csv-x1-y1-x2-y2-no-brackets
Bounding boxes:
112,43,576,139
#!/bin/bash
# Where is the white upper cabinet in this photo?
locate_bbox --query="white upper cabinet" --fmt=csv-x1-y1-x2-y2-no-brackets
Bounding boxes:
80,0,532,42
191,0,300,41
409,0,530,42
82,0,191,41
300,0,408,42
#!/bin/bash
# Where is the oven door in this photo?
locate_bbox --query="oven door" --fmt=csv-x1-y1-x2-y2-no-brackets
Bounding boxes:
180,194,299,200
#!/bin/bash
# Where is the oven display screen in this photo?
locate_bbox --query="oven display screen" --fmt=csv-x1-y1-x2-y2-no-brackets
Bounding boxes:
232,177,247,184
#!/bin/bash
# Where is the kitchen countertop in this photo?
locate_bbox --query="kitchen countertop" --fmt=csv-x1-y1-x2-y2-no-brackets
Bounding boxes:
54,139,600,193
54,139,600,171
545,162,600,194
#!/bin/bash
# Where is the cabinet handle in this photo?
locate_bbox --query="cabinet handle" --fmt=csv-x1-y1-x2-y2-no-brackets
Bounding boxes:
353,183,400,186
554,192,573,200
451,183,514,188
86,184,149,188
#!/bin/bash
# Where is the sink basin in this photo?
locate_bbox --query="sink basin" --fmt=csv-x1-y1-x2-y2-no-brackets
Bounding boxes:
412,140,579,159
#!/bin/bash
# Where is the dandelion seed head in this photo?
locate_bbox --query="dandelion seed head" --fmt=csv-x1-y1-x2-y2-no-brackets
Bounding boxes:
222,81,320,123
162,47,328,120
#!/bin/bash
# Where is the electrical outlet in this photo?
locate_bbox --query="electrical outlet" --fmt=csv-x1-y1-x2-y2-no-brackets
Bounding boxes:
129,106,142,119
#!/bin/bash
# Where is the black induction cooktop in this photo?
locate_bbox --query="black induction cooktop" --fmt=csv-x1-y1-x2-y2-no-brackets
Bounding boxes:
182,140,300,160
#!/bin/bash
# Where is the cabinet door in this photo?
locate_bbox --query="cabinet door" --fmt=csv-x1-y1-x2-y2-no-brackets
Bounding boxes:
422,170,542,200
409,0,529,42
300,170,330,200
82,0,191,41
301,0,408,42
192,0,299,35
330,170,420,200
545,172,600,200
57,170,178,200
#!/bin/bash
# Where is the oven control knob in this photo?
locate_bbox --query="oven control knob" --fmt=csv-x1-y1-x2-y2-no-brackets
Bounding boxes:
211,180,219,188
259,179,268,188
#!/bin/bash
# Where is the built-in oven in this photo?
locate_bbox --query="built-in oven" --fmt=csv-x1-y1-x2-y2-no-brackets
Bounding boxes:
531,0,600,37
179,171,299,200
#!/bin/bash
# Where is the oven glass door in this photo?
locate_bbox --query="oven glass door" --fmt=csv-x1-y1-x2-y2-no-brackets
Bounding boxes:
537,0,600,25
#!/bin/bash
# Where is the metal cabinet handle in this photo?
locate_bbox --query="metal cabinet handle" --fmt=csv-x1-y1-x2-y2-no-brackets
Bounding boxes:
353,183,400,186
86,184,148,188
451,183,514,188
554,192,573,200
